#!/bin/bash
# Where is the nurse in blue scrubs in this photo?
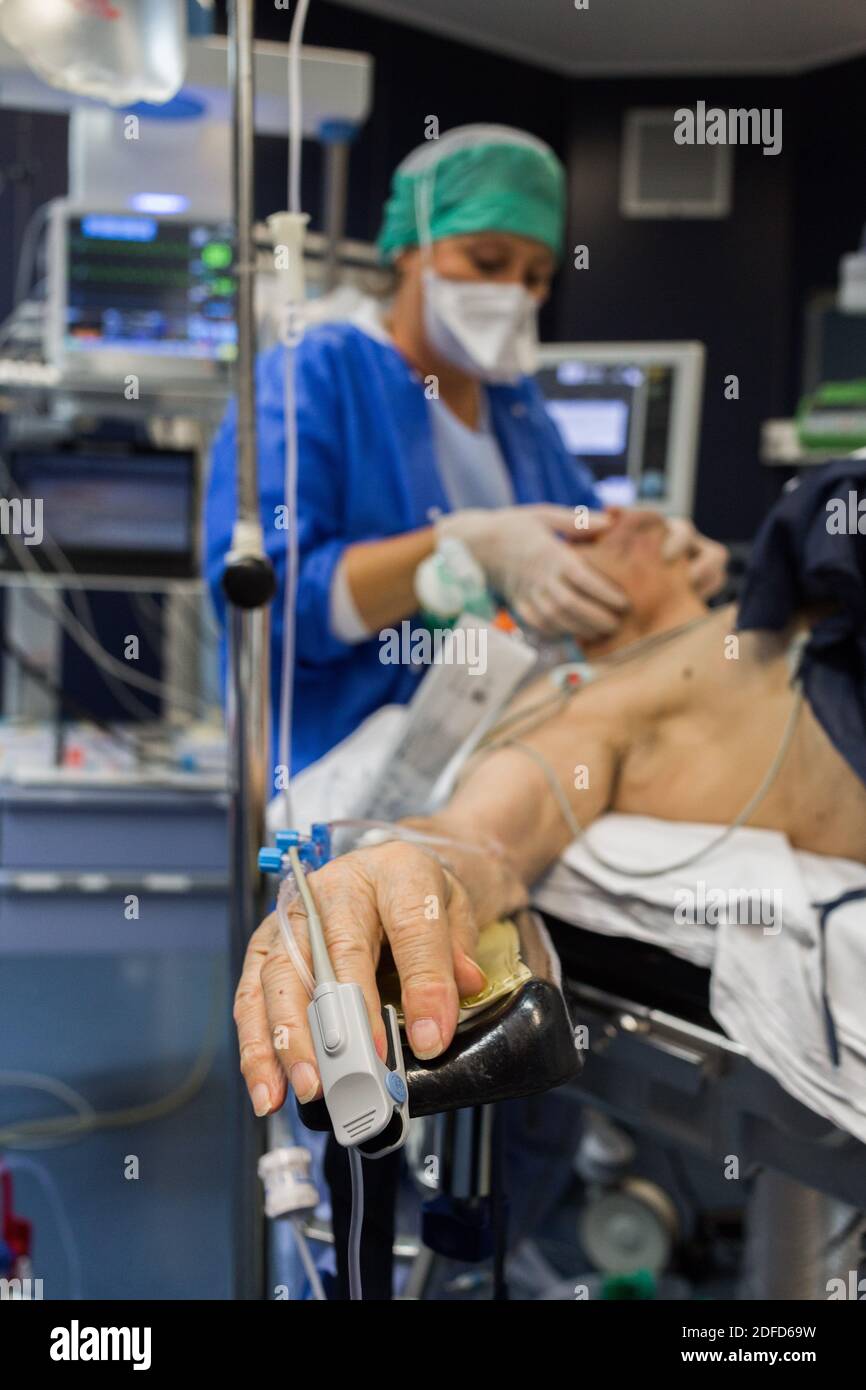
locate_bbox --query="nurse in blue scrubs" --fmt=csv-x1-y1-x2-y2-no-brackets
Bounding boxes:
205,124,726,772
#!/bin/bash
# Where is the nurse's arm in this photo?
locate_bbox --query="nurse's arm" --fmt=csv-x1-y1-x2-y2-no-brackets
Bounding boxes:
342,528,434,632
234,700,621,1115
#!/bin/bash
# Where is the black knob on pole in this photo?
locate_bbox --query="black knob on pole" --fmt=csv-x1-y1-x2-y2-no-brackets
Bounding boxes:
222,553,277,610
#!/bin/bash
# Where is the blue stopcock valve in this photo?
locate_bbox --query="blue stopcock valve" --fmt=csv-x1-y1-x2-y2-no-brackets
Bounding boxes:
258,847,284,874
311,822,332,863
260,824,334,877
274,830,302,851
270,824,332,870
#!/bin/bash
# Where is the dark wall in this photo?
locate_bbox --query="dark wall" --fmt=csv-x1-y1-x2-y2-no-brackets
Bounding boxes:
791,55,866,355
555,75,799,540
0,108,69,322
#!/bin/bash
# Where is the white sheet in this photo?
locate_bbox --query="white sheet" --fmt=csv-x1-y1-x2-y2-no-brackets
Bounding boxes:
278,708,866,1143
537,814,866,1143
531,815,783,968
712,850,866,1143
534,814,849,965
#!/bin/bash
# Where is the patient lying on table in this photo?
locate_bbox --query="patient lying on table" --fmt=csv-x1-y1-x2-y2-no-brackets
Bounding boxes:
236,462,866,1111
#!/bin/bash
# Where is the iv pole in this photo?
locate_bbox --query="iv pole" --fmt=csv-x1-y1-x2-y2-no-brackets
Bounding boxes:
224,0,276,1301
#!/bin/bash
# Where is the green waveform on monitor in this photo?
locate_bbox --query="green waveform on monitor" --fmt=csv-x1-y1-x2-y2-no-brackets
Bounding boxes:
71,267,191,286
69,236,195,259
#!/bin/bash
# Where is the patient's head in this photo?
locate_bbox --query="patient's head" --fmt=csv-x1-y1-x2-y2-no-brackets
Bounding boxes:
583,509,707,656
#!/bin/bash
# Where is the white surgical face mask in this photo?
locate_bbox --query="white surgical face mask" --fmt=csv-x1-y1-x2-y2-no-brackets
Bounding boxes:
422,269,539,383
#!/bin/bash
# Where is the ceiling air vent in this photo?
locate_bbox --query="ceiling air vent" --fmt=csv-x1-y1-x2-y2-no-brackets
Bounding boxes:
620,108,732,220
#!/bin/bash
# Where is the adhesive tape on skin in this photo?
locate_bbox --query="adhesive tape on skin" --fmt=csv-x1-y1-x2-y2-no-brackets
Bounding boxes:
378,918,531,1025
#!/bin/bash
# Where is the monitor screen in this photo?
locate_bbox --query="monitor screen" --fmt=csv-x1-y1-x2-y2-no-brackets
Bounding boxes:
62,213,237,363
537,358,676,507
544,399,631,457
3,448,195,577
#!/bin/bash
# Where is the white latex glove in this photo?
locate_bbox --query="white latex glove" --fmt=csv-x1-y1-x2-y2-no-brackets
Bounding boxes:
663,517,729,599
436,504,629,640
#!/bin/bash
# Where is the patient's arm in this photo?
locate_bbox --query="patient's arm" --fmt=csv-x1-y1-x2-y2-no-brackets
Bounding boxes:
234,680,630,1112
419,700,622,923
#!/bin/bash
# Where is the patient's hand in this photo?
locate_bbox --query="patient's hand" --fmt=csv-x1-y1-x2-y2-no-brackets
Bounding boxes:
234,843,487,1116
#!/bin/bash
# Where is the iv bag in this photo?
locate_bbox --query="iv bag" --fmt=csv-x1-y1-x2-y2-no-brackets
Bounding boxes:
0,0,187,108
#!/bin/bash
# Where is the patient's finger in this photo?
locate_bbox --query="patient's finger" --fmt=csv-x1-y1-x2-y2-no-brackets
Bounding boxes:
234,917,290,1116
317,926,389,1064
444,871,486,1000
374,846,462,1058
304,856,391,1061
260,910,323,1106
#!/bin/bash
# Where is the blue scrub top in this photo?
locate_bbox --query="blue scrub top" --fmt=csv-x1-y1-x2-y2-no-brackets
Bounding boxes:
204,320,600,773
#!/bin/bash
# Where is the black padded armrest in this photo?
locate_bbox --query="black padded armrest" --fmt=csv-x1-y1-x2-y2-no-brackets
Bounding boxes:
297,909,581,1134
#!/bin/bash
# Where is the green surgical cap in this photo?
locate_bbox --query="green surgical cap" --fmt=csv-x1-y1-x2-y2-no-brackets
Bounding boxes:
377,124,566,261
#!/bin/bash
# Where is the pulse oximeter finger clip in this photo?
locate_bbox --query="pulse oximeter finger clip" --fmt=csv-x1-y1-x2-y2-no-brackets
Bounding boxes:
259,828,409,1158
